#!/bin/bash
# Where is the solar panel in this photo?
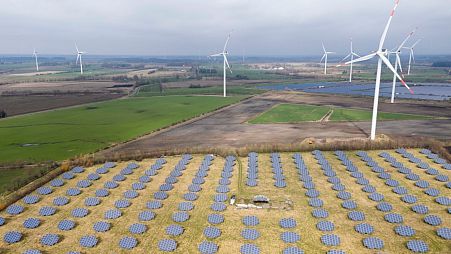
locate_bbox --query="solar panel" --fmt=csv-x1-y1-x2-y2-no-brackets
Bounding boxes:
87,173,100,181
62,172,75,180
414,180,430,189
446,182,451,189
354,223,374,235
57,219,75,231
435,196,451,206
158,239,177,252
115,199,131,208
362,185,375,193
326,250,345,254
188,184,201,192
129,223,147,234
71,166,85,174
178,202,194,211
378,172,391,180
139,210,155,221
424,215,442,226
166,224,184,236
66,188,81,196
37,186,52,195
119,236,138,250
23,250,41,254
113,174,126,182
372,166,385,173
332,184,345,191
435,175,449,182
362,237,384,249
40,234,60,246
218,178,230,185
77,180,92,188
104,209,122,219
337,191,351,200
392,186,408,195
121,168,133,175
312,209,329,218
411,205,429,214
274,180,287,188
204,226,221,239
208,214,224,225
173,212,190,222
317,221,335,231
397,167,411,174
341,200,357,210
321,234,340,246
50,179,65,187
282,246,304,254
3,231,22,243
281,231,300,243
436,227,451,240
376,202,393,212
95,189,109,197
348,211,365,221
23,195,40,204
139,175,151,183
0,217,5,226
146,200,162,209
246,179,258,187
309,198,324,207
279,218,297,228
385,179,399,187
132,182,145,190
328,177,340,184
306,189,320,198
242,216,259,226
53,196,69,206
240,243,260,254
72,208,89,218
406,174,420,181
400,194,417,204
384,213,403,224
351,172,363,178
216,185,230,193
395,225,415,237
23,218,41,229
356,178,369,186
39,206,56,216
154,191,168,200
368,193,384,202
93,221,111,232
406,240,429,253
145,169,158,176
211,202,227,212
123,190,139,199
198,241,218,254
303,182,315,189
79,235,98,248
214,194,228,203
192,177,205,185
104,181,119,189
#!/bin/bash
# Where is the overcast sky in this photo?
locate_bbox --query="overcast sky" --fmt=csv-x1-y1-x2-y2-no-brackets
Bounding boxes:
1,0,450,56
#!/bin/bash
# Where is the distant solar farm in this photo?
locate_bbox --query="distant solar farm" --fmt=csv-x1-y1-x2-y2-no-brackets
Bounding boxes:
0,149,449,253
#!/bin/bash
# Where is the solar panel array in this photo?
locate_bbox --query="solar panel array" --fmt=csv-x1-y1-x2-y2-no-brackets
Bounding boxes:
271,153,287,188
247,152,258,187
119,236,137,250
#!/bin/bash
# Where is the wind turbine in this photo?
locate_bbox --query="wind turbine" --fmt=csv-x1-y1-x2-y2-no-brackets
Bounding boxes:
338,0,413,140
210,33,232,97
403,39,421,75
389,28,417,103
320,43,335,75
340,38,360,82
75,44,85,75
32,48,39,72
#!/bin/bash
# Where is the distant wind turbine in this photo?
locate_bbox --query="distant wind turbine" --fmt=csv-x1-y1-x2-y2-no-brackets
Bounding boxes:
389,28,417,103
75,43,85,75
340,38,360,82
210,33,232,97
338,0,413,140
320,43,335,75
403,39,421,75
32,48,39,72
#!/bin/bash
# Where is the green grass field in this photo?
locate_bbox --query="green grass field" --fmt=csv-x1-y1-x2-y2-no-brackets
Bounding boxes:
249,104,433,124
137,85,264,97
0,96,245,164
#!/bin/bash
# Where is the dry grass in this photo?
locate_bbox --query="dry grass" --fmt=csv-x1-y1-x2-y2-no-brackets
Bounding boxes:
0,150,449,253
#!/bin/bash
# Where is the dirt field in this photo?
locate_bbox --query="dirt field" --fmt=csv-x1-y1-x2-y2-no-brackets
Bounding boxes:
102,92,451,157
0,150,449,253
0,81,132,94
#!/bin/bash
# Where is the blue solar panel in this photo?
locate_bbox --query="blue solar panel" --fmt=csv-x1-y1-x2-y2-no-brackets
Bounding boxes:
96,167,109,174
57,219,75,231
66,188,82,196
39,206,56,216
72,208,89,218
241,228,260,240
79,235,98,248
208,214,224,225
87,173,100,181
115,199,131,209
242,216,259,226
23,218,41,229
172,212,189,222
95,188,109,197
306,189,320,198
0,217,5,226
326,250,345,254
146,200,162,209
435,196,451,206
50,179,65,187
337,191,351,200
198,241,218,254
121,168,133,175
392,186,408,195
406,240,429,253
71,166,84,174
342,200,357,210
283,246,304,254
113,174,126,182
424,215,442,226
129,223,147,234
119,236,138,250
104,181,119,189
178,202,194,211
23,195,40,204
93,221,110,232
401,194,417,204
355,223,374,235
395,225,415,237
406,174,420,181
104,209,122,219
384,213,403,224
192,177,205,185
411,205,429,214
372,166,385,173
328,177,340,184
240,243,260,254
62,172,75,179
356,178,369,186
166,224,184,236
332,183,345,191
77,180,92,188
397,167,411,174
385,179,399,187
139,210,155,221
376,202,393,212
309,198,324,207
40,234,60,246
211,202,227,212
378,172,391,180
362,237,384,249
132,182,145,190
37,186,53,195
303,182,315,189
415,180,430,189
435,175,449,182
188,184,201,192
158,239,177,252
348,211,365,221
368,193,384,202
123,190,139,199
53,196,69,206
246,179,257,187
138,175,151,183
281,231,300,243
317,221,335,231
154,191,168,200
204,226,221,239
351,172,363,178
3,231,22,244
312,209,329,218
436,227,451,240
214,194,228,202
279,218,296,228
321,234,340,246
23,250,41,254
362,185,376,193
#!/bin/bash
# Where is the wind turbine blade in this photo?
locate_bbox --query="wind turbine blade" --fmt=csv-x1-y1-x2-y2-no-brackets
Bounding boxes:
352,52,361,58
396,54,404,74
397,28,417,51
224,55,232,72
223,33,231,53
378,0,400,51
380,54,413,94
320,54,326,63
76,54,80,64
411,39,422,48
210,53,222,57
75,43,79,53
341,54,352,62
411,49,415,63
339,53,377,66
322,42,326,53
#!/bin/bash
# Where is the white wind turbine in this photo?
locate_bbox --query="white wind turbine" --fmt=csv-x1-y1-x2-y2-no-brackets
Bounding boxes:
338,0,413,140
403,39,421,75
32,48,39,72
340,38,360,82
210,33,232,97
389,28,417,103
75,44,85,75
320,43,335,75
